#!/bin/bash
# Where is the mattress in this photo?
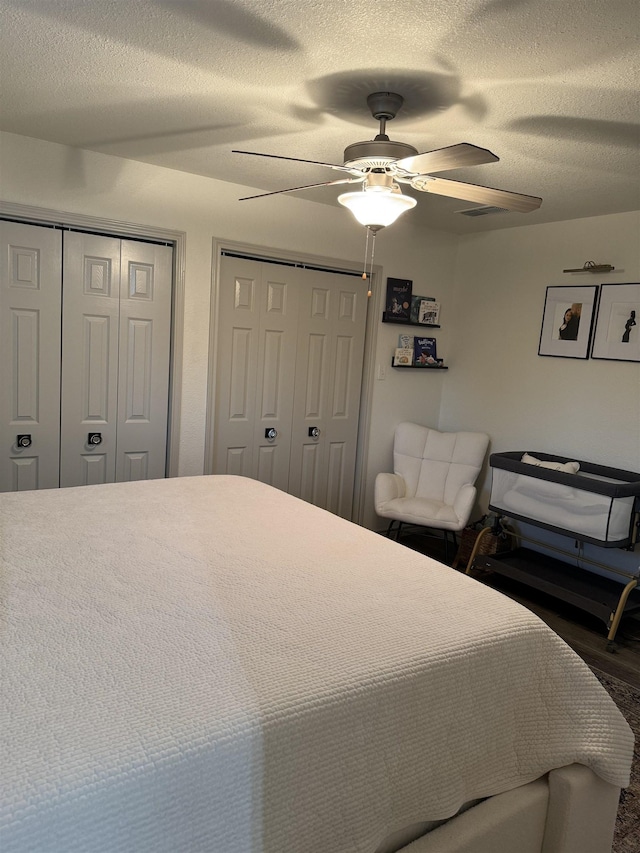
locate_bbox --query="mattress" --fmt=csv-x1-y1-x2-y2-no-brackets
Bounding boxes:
0,475,634,853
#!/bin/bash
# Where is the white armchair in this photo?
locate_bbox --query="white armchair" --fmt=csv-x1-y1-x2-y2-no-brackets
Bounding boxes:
375,422,489,560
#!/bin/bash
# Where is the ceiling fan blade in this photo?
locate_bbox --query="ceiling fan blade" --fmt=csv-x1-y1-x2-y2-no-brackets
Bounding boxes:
413,176,542,212
239,177,363,201
396,143,499,175
233,149,355,174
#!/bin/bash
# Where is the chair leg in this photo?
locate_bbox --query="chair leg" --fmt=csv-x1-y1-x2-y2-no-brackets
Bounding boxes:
443,530,458,564
395,522,404,542
385,520,396,538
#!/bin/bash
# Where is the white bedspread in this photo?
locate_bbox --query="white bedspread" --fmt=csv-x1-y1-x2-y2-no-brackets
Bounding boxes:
0,475,633,853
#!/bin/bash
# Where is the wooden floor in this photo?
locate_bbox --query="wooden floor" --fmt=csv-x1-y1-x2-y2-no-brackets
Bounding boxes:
397,531,640,689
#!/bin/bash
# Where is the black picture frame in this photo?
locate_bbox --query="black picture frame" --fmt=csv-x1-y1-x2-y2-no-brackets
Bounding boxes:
538,285,598,359
591,283,640,363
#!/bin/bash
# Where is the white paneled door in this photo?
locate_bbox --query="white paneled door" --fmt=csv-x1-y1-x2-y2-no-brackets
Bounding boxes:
0,221,172,492
212,255,367,519
60,232,121,487
288,268,367,517
115,240,172,483
0,221,62,491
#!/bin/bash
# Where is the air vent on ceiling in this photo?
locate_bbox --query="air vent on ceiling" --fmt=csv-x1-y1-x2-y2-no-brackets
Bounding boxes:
456,206,509,217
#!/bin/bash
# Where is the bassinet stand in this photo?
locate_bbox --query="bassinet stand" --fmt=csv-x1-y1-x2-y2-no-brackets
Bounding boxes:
466,453,640,650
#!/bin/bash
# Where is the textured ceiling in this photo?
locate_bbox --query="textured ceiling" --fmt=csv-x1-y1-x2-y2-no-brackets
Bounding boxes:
1,0,638,233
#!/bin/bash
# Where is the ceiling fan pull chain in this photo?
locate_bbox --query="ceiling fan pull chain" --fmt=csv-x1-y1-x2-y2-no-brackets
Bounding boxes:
362,227,370,281
369,230,376,293
361,228,376,297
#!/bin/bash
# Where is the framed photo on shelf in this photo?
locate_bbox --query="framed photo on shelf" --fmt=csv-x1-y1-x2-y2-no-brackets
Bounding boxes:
591,283,640,362
538,285,598,359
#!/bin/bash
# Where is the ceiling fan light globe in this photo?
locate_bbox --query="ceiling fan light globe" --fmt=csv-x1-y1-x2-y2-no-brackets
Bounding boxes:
338,191,417,228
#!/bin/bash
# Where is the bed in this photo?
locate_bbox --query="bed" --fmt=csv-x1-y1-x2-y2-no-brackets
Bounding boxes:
0,475,634,853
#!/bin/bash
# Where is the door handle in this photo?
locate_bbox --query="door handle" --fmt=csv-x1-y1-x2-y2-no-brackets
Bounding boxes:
265,428,278,441
308,427,321,439
88,432,103,446
17,434,32,448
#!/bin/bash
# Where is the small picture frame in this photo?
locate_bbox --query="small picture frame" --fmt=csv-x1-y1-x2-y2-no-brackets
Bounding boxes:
591,283,640,362
538,285,598,359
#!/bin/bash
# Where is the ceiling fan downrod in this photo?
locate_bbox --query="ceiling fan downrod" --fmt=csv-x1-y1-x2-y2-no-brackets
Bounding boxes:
342,92,418,166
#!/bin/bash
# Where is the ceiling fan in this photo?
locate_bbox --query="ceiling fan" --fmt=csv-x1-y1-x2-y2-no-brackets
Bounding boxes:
233,92,542,231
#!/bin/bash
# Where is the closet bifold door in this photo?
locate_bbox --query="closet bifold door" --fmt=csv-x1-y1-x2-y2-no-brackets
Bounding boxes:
60,233,172,488
287,267,367,519
60,231,121,487
115,239,172,483
213,256,300,492
0,221,62,491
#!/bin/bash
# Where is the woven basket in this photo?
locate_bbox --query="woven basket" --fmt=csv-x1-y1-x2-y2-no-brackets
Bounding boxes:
452,524,511,571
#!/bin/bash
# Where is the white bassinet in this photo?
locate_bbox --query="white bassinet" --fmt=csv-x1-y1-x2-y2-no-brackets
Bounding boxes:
489,452,640,548
479,452,640,646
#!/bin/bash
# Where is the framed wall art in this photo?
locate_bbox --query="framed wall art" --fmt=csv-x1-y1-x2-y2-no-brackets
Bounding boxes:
538,284,598,359
591,283,640,362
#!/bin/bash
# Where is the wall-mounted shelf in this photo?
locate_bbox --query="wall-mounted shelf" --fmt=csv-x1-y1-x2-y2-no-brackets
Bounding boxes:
392,362,448,370
382,313,440,328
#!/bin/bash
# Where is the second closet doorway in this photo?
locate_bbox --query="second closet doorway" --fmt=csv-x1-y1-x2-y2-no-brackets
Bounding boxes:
211,252,368,520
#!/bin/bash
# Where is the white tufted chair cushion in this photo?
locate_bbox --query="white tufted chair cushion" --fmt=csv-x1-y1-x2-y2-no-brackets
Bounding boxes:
375,423,490,532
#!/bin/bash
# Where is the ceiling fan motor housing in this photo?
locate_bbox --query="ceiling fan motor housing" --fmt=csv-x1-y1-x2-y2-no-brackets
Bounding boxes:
343,139,419,171
367,92,404,121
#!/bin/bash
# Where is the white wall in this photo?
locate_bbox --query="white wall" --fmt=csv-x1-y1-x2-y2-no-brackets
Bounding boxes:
0,131,458,525
440,210,640,512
